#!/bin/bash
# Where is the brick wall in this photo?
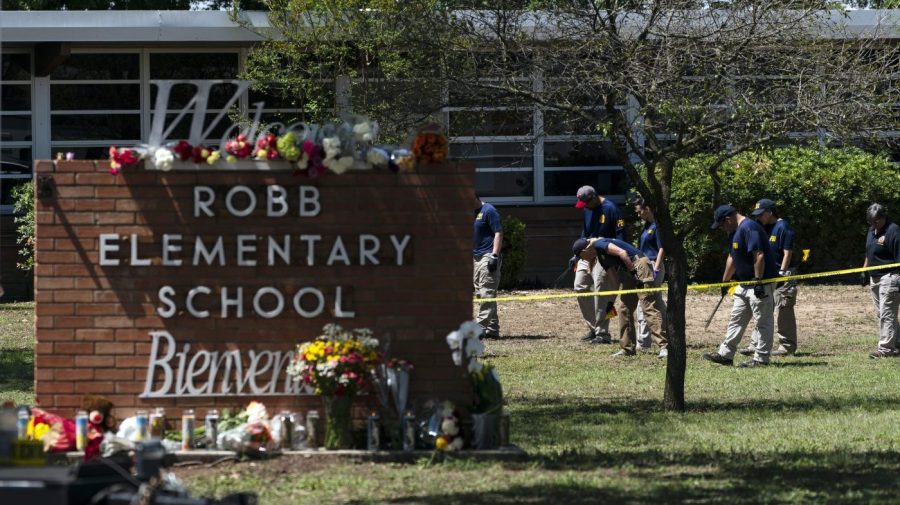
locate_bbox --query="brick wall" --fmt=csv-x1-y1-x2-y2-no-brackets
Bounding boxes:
34,160,475,419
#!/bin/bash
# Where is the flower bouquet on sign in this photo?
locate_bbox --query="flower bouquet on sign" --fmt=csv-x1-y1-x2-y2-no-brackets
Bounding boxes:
446,321,504,449
287,324,381,449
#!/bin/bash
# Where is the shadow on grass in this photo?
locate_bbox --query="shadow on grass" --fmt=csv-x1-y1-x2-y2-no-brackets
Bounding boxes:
512,394,900,419
768,361,829,367
497,334,552,341
380,451,900,504
0,348,34,393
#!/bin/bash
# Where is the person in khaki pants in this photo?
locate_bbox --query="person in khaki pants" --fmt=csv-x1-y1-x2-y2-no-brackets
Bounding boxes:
633,198,668,358
741,198,799,356
474,197,503,338
571,237,667,357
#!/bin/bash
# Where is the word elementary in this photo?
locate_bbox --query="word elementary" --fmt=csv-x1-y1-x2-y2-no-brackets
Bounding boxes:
96,184,413,320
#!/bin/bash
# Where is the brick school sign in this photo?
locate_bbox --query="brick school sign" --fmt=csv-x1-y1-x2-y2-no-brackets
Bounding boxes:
33,161,474,415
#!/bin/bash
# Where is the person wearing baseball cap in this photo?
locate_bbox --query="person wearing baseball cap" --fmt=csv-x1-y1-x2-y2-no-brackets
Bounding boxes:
572,185,626,344
572,236,666,357
742,198,799,357
703,203,779,367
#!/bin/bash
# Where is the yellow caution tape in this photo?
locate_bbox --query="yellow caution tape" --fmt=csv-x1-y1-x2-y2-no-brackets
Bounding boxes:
475,262,900,304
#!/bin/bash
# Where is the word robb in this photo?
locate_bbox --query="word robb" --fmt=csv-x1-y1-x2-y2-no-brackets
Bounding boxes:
97,184,413,319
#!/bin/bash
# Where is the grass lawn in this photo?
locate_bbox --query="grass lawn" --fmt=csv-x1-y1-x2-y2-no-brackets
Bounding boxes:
7,286,900,503
0,301,34,406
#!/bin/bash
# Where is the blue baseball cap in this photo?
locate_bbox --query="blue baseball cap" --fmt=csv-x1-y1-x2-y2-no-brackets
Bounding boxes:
750,198,776,217
710,204,737,230
572,238,590,257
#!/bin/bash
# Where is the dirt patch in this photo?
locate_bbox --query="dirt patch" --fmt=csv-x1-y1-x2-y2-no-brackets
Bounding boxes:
490,284,875,350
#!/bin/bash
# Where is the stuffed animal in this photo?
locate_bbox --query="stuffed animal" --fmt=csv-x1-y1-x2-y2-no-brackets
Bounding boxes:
80,395,116,460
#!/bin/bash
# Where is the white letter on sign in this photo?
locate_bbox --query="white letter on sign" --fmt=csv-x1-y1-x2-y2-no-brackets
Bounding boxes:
267,185,288,217
194,186,215,217
99,233,120,266
299,186,321,217
141,331,176,398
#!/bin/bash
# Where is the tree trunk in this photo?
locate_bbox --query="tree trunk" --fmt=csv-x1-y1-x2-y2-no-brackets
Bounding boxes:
663,245,688,412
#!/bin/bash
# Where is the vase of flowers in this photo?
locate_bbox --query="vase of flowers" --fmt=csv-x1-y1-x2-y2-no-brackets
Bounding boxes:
446,321,504,450
287,324,381,450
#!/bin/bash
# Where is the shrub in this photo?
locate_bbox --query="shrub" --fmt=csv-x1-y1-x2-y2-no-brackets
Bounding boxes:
500,214,526,290
670,147,900,281
12,179,34,272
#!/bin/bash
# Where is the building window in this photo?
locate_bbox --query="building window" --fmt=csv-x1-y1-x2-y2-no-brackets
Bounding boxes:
1,52,33,215
49,52,142,158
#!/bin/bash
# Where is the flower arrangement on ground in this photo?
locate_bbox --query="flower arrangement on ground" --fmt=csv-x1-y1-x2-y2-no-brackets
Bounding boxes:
287,323,381,449
446,320,504,448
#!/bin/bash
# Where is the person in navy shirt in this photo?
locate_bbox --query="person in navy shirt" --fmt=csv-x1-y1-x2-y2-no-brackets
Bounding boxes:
703,204,778,367
573,185,626,344
474,196,503,338
862,203,900,358
742,198,799,357
633,198,668,358
572,236,666,357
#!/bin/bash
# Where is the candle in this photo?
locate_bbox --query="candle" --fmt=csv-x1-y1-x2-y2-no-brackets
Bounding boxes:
367,411,381,451
279,411,294,450
181,409,195,451
17,408,29,440
75,410,88,451
306,410,320,448
149,408,166,439
402,411,416,452
135,410,149,442
205,409,219,449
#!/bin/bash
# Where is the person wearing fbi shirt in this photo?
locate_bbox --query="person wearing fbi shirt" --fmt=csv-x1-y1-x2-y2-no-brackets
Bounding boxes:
703,204,779,368
474,197,503,339
634,198,667,355
571,236,667,357
861,203,900,359
742,198,799,356
573,185,626,345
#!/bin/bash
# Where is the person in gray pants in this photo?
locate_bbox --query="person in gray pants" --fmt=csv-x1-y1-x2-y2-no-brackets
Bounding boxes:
474,196,503,338
862,203,900,359
703,205,779,368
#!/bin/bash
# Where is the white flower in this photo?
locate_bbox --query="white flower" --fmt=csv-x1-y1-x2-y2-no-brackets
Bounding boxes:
468,359,483,374
366,147,389,168
451,350,462,366
458,321,483,341
322,137,342,159
152,147,174,171
329,155,354,175
448,437,464,451
352,122,370,142
465,336,484,358
446,330,462,350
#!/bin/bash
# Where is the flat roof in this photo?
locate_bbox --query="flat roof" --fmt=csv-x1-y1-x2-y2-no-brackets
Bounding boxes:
0,9,897,45
0,10,272,44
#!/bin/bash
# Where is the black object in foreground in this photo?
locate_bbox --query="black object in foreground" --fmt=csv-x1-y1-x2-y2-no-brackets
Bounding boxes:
0,441,256,505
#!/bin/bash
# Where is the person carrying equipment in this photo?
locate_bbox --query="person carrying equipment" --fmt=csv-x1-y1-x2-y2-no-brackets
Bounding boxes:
474,195,503,339
703,204,779,368
741,198,799,356
572,185,626,345
571,236,667,357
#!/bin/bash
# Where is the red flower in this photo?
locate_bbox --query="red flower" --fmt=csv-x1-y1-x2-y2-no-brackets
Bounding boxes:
191,146,210,163
173,140,192,161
